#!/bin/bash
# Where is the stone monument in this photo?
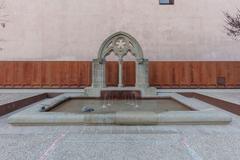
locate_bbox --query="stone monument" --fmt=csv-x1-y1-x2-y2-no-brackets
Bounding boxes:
85,31,156,97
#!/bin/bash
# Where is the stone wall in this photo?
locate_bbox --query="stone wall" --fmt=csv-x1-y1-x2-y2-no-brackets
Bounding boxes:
0,0,240,60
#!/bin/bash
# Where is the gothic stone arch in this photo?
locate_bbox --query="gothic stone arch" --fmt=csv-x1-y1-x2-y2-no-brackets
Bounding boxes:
98,31,144,63
92,31,149,88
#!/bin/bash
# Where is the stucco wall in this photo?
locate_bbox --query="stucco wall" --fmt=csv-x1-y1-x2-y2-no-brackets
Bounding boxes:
0,0,240,60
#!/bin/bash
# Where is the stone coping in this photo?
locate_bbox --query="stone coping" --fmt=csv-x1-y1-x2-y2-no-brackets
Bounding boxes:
85,87,157,97
8,93,232,125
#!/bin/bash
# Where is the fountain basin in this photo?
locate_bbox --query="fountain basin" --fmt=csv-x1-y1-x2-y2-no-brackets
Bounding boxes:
7,93,232,125
48,98,192,114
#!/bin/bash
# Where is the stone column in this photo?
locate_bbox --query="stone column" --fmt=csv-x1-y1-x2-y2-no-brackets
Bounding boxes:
136,59,149,88
91,59,106,88
118,58,123,87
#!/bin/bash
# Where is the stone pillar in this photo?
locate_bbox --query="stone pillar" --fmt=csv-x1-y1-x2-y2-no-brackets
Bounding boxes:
91,59,106,88
136,59,149,88
118,59,123,87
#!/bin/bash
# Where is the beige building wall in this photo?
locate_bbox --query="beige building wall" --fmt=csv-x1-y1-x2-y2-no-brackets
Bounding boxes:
0,0,240,60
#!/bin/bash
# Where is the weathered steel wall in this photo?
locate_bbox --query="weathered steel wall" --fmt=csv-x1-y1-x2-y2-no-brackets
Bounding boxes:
0,61,239,88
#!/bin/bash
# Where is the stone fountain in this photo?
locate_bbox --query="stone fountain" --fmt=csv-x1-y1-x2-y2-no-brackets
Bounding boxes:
85,31,157,97
7,31,233,125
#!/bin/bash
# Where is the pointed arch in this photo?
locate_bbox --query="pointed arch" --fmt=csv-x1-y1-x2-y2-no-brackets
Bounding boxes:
98,31,144,63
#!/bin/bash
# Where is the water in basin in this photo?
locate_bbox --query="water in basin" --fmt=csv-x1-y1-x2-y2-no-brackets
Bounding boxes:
49,98,192,114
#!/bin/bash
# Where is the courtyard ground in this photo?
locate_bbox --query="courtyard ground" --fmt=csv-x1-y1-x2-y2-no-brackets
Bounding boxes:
0,89,240,160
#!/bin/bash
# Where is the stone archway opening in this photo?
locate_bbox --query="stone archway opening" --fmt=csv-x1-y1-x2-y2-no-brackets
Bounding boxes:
91,31,149,88
105,60,136,87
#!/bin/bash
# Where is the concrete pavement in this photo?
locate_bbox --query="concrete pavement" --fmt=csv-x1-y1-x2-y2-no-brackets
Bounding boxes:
0,89,240,160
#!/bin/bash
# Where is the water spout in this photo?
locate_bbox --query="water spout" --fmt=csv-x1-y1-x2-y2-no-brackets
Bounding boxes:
107,94,112,106
102,94,107,109
134,92,139,108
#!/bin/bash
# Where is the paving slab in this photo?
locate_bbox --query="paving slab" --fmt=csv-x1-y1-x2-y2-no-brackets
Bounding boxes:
198,92,240,105
0,93,42,106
